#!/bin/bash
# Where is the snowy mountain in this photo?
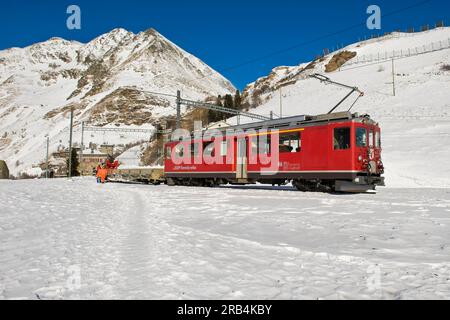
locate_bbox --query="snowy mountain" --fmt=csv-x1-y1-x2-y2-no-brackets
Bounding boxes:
0,28,235,176
235,27,450,188
1,26,449,186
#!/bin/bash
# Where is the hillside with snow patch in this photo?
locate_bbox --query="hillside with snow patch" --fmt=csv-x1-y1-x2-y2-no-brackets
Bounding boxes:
236,27,450,188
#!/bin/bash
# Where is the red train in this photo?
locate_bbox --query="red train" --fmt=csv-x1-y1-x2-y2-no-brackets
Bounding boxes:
164,111,385,193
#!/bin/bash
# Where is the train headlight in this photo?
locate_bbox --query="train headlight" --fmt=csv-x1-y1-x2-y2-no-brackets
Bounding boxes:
358,155,363,162
378,160,385,174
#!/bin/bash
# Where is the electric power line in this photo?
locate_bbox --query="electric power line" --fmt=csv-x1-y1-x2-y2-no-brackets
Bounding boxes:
220,0,433,73
90,1,436,128
153,0,433,94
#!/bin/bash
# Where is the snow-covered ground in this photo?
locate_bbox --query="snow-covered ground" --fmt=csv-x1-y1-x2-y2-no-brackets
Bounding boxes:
1,178,449,300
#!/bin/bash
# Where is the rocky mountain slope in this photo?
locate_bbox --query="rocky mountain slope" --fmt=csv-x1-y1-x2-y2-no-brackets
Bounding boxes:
0,28,235,175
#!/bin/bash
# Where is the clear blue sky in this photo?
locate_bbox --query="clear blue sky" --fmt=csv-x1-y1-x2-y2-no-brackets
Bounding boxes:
0,0,448,89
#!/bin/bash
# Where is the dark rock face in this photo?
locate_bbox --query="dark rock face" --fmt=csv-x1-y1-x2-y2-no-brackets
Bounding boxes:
0,160,9,179
325,51,357,73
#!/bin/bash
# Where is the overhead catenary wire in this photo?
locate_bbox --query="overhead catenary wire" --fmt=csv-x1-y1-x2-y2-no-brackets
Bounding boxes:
149,0,433,95
120,86,271,123
218,0,432,74
179,97,270,121
85,0,435,134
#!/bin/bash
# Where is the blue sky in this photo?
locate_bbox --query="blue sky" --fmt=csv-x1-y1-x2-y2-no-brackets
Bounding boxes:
0,0,448,89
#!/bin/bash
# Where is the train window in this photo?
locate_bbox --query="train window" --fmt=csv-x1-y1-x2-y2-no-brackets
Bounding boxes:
279,133,301,153
369,130,374,147
261,136,271,154
356,128,367,147
204,142,215,157
251,135,270,155
220,141,227,157
375,132,381,148
334,128,351,150
250,137,258,156
296,133,302,152
191,142,201,157
174,144,184,157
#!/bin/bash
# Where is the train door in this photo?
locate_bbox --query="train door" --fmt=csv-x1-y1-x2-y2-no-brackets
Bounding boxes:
332,126,351,170
236,137,248,180
367,128,377,174
368,128,375,161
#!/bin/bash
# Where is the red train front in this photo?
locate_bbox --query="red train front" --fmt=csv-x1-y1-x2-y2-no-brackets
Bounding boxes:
164,111,385,193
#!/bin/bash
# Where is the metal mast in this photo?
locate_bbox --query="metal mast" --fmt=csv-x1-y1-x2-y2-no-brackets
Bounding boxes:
176,90,181,129
45,136,49,179
68,107,74,178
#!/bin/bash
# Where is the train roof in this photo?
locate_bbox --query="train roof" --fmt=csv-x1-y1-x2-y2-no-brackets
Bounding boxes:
213,112,377,133
165,112,378,144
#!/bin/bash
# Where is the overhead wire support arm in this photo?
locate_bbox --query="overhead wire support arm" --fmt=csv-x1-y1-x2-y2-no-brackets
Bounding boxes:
120,86,271,123
309,73,364,114
83,126,155,134
179,98,271,121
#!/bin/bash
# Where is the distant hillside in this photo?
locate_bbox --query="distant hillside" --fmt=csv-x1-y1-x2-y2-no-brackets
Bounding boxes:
234,28,450,188
0,28,235,175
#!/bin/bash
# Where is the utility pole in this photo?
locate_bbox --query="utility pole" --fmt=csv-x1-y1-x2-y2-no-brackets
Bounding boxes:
68,107,74,178
392,58,396,96
45,136,49,179
80,121,84,176
279,87,283,118
176,90,181,129
161,121,168,164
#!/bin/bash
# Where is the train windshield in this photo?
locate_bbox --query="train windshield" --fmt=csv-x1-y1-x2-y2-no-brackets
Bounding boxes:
369,130,374,148
375,131,381,148
356,128,368,147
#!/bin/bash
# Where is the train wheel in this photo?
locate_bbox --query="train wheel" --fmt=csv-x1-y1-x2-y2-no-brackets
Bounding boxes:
293,180,308,192
203,179,215,188
293,179,335,193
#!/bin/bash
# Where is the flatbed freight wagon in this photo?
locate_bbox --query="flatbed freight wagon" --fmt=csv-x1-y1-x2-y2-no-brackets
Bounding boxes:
107,167,165,185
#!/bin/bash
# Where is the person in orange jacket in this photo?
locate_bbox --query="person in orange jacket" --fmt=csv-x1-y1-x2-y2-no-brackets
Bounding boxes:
96,165,108,184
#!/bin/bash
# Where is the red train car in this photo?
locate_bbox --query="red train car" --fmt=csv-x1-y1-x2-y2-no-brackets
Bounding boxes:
164,112,385,193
